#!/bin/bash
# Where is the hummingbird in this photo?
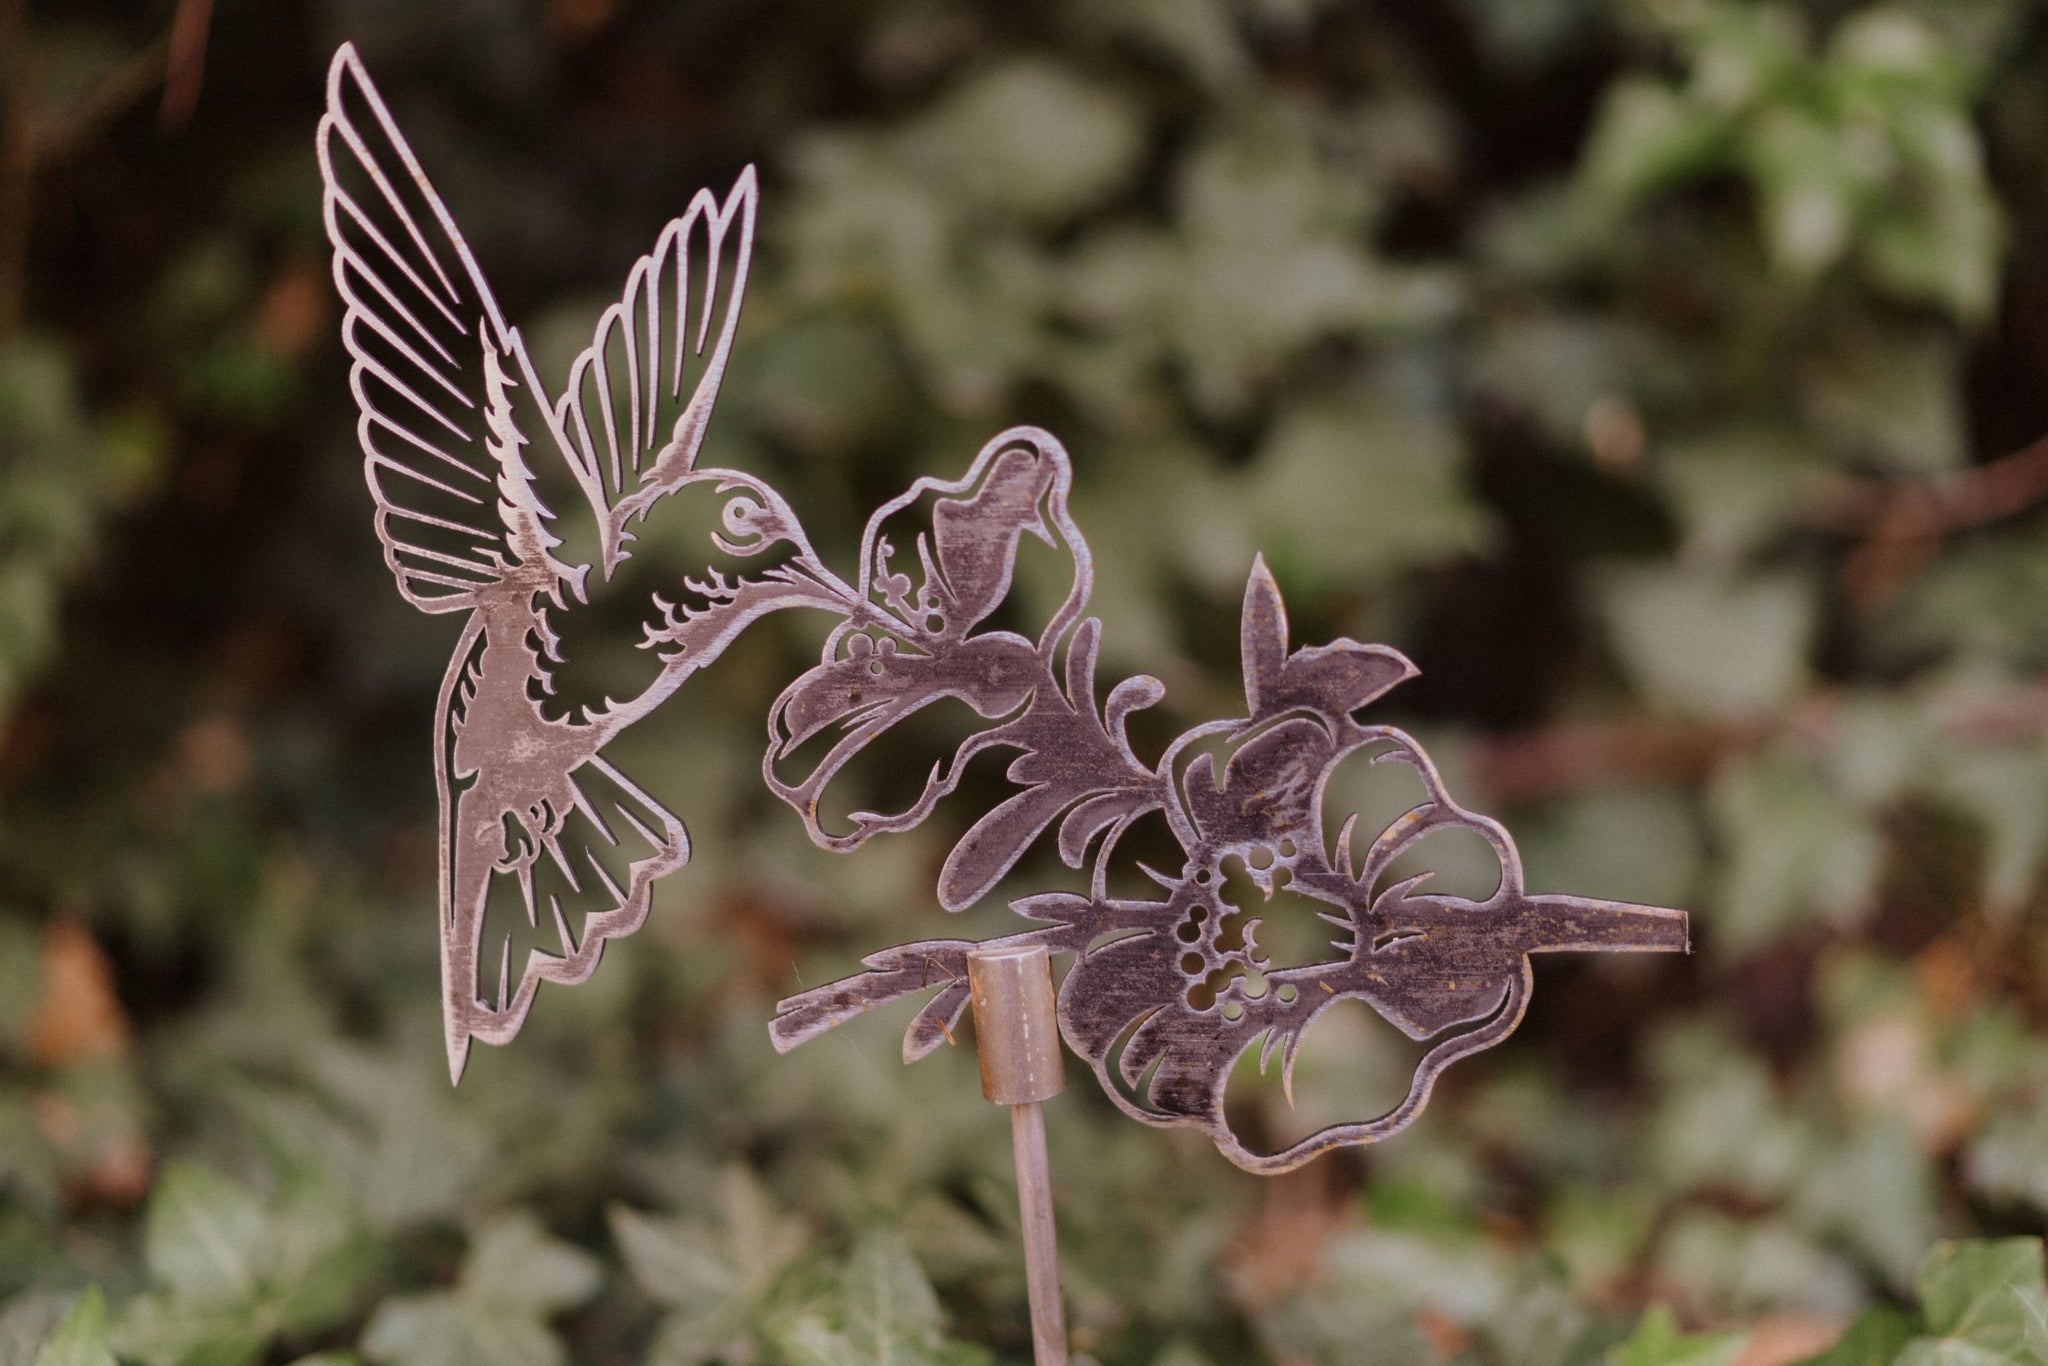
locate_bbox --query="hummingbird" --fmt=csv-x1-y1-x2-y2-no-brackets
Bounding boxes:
318,45,851,1080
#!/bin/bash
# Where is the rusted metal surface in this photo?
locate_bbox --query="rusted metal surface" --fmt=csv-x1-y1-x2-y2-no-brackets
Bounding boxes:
970,944,1065,1106
763,526,1689,1170
321,43,1689,1168
1007,1099,1069,1366
969,944,1069,1363
318,45,845,1079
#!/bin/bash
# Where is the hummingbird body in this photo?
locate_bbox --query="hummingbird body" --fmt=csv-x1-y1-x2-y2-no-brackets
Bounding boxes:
319,44,812,1078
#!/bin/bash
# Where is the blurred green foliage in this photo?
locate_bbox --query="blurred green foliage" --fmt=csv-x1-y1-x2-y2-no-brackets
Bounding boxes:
4,0,2048,1361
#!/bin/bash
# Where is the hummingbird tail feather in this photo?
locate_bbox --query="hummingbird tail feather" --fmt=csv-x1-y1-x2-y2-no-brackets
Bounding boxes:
445,748,689,1069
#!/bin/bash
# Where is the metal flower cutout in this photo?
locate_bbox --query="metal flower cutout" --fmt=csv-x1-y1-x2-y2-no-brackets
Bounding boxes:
764,517,1689,1172
321,44,1687,1168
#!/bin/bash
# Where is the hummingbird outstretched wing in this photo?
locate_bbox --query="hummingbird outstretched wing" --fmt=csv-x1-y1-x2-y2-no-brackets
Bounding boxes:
550,159,757,582
317,43,589,612
319,41,759,604
318,43,762,1078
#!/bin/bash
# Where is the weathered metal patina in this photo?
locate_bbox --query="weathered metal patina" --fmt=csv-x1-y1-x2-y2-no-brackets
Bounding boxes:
321,44,1687,1170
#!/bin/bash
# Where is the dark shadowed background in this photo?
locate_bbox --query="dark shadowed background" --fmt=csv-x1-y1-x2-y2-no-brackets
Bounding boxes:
5,0,2048,1362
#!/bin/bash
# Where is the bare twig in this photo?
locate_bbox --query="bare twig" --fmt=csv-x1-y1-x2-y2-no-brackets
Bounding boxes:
1474,717,1762,804
1459,425,2048,801
31,40,171,165
0,3,200,347
1804,432,2048,538
157,0,213,131
1472,681,2048,803
1786,430,2048,607
0,0,34,346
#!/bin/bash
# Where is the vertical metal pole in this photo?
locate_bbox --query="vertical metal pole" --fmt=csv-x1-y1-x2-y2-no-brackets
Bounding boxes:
1008,1100,1065,1364
967,944,1069,1366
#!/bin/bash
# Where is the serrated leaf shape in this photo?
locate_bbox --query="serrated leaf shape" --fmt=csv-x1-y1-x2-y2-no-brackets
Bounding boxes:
1240,556,1415,724
1898,1237,2048,1364
31,1291,114,1366
142,1164,267,1307
774,1228,979,1366
361,1214,599,1366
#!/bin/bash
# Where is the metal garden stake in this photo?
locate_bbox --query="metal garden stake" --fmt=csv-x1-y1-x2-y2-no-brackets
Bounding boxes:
968,942,1069,1364
319,37,1689,1344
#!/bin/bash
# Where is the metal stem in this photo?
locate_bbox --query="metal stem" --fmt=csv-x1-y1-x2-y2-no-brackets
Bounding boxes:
966,943,1069,1365
1009,1099,1068,1366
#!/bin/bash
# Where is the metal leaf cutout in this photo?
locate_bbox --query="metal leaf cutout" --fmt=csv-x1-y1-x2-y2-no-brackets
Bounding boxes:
322,44,1688,1168
766,554,1688,1172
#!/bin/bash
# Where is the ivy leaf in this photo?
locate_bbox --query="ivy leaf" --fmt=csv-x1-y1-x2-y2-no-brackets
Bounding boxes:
774,1229,985,1366
1861,99,2003,325
1708,753,1881,952
1804,324,1967,474
1605,1305,1744,1366
908,60,1142,223
1893,1238,2048,1364
1965,1098,2048,1219
1651,1211,1859,1317
1247,399,1491,589
1826,10,1973,101
116,1175,370,1366
838,1230,943,1361
1577,79,1733,210
1153,111,1462,416
2020,1288,2048,1362
611,1167,806,1360
30,1291,114,1366
359,1300,563,1366
1,1292,74,1366
1645,1027,1813,1199
462,1215,602,1315
1088,0,1249,90
1793,1120,1935,1288
1799,1306,1915,1365
265,1189,377,1336
1598,566,1815,719
0,345,160,718
142,1163,266,1306
109,1299,265,1366
1932,746,2048,920
361,1215,600,1366
1655,425,1820,566
1515,787,1702,912
1745,107,1862,280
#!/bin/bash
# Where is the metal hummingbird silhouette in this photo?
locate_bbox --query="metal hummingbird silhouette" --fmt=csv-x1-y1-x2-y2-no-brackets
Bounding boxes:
318,45,848,1079
321,44,1688,1168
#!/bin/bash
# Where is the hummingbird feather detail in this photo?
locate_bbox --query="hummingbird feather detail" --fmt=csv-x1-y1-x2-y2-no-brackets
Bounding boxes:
319,45,849,1079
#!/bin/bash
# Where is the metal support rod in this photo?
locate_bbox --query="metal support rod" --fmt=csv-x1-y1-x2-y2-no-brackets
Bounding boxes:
1009,1099,1067,1366
968,943,1069,1366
